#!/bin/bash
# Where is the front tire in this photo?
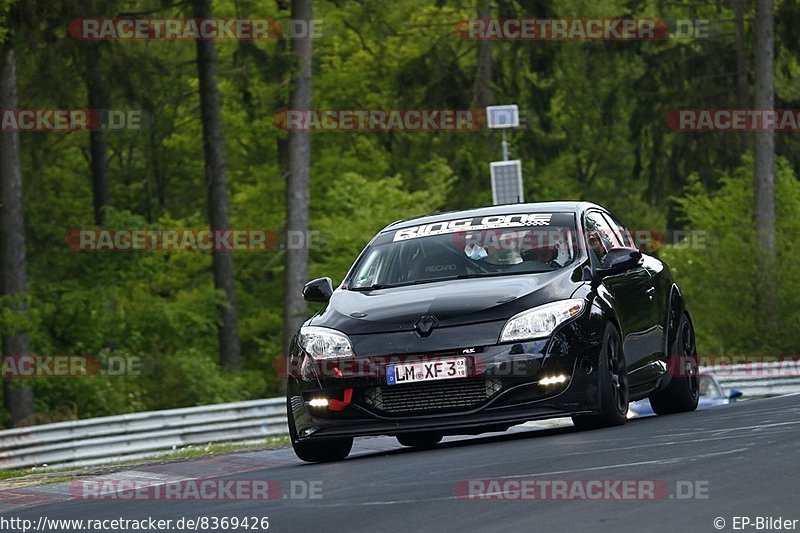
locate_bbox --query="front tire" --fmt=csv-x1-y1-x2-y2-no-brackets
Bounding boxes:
649,313,699,415
572,323,628,429
287,398,353,463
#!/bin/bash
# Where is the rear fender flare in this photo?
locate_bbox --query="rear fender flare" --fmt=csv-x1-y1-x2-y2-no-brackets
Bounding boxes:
658,284,690,389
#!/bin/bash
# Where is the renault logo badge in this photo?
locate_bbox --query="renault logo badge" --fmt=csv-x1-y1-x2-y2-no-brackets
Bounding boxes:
413,315,438,337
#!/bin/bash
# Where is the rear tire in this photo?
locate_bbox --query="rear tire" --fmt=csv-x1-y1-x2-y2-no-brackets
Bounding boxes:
396,433,443,448
649,314,699,415
572,323,628,429
287,397,353,463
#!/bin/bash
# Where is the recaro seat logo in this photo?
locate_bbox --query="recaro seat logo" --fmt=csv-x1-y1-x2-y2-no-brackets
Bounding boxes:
425,264,457,273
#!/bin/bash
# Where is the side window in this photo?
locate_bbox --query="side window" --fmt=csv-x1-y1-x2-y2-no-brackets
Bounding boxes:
606,214,636,249
585,211,621,264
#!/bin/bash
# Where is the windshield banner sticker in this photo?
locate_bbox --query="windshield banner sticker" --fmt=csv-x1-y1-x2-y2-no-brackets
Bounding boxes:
393,213,552,242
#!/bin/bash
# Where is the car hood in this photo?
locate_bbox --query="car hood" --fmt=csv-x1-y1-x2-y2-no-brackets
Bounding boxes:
310,266,584,336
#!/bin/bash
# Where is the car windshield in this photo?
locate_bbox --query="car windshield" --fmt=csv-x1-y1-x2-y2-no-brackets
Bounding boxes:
349,212,578,289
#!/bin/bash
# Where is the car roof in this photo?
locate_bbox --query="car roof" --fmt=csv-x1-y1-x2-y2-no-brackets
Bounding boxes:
381,201,605,232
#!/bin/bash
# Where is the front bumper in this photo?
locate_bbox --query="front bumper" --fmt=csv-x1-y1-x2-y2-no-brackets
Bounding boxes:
287,314,606,441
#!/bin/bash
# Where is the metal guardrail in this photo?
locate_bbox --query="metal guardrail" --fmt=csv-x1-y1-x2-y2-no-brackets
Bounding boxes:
1,361,798,470
711,362,800,397
0,398,287,470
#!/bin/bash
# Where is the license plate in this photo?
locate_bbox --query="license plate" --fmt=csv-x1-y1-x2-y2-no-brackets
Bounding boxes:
386,358,467,386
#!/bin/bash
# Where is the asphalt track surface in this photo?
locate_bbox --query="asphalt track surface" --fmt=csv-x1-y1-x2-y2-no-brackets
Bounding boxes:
3,393,800,533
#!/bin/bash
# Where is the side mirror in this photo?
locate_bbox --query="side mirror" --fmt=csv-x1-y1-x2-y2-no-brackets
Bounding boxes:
596,248,643,278
302,277,334,303
728,388,743,402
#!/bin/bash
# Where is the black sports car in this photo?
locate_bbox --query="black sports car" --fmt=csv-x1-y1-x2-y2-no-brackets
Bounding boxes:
286,202,699,462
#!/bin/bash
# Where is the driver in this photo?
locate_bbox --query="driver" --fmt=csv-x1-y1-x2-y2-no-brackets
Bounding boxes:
484,230,525,265
522,229,569,267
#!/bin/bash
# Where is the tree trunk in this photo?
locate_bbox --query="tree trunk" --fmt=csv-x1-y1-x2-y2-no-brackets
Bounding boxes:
753,0,777,339
0,34,35,427
471,0,493,109
86,44,109,225
282,0,313,356
732,0,749,109
192,0,241,370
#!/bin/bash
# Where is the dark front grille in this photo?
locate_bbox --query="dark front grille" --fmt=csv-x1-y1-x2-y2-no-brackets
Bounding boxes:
362,377,502,414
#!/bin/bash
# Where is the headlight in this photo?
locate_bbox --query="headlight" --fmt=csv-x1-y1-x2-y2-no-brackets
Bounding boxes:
499,299,586,343
298,326,355,359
